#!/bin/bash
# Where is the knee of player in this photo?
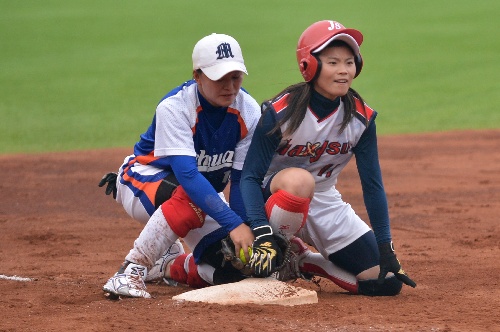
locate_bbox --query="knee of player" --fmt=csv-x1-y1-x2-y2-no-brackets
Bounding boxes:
273,168,315,198
357,275,403,296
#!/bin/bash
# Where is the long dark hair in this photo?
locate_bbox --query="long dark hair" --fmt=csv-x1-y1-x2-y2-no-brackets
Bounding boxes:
267,41,367,137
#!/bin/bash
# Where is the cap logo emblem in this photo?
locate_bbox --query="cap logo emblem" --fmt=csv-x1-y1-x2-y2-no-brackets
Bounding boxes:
327,20,343,31
215,42,234,60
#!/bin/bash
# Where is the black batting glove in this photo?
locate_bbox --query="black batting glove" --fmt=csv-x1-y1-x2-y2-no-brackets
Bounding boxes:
249,225,283,278
377,241,416,288
98,172,118,199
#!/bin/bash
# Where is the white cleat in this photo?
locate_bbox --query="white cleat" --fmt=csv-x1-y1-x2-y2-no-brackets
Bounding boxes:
103,273,151,299
146,239,184,286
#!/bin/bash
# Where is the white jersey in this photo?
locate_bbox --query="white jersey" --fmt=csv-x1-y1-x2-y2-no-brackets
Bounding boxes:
241,91,389,255
117,79,261,222
152,80,259,171
264,94,375,192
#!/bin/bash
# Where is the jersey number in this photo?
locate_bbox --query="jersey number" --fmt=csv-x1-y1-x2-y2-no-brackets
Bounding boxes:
223,170,231,184
317,164,338,178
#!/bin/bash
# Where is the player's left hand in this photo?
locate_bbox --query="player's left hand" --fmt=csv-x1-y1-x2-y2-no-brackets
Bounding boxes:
98,172,118,199
249,225,283,278
377,242,416,288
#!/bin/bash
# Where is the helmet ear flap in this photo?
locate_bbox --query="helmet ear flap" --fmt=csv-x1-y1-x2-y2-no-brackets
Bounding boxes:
354,53,363,78
299,55,320,82
298,59,308,78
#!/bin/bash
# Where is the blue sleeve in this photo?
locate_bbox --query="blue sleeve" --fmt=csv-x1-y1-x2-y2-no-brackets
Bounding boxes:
352,119,391,244
167,155,244,233
240,108,281,229
228,169,246,221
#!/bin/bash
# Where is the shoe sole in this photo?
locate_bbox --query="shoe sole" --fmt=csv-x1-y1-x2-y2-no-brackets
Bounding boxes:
103,290,121,300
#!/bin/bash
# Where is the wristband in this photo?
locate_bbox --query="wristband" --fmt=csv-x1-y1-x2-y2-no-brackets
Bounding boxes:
378,241,395,254
252,225,273,240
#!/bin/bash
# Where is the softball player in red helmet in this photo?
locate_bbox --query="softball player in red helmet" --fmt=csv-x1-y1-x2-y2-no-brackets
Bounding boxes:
240,20,416,295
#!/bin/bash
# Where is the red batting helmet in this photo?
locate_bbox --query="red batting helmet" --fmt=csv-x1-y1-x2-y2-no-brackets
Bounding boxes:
296,20,364,82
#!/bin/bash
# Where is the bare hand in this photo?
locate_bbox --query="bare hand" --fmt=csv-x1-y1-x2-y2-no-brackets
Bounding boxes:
229,223,254,263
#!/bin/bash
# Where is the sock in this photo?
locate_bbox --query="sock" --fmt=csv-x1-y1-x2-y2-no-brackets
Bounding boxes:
265,190,310,239
125,208,178,268
170,253,210,288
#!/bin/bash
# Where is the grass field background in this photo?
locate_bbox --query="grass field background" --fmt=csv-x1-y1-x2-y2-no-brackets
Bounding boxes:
1,0,499,153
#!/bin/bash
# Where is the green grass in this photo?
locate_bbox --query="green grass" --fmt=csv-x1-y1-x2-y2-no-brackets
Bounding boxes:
1,0,499,153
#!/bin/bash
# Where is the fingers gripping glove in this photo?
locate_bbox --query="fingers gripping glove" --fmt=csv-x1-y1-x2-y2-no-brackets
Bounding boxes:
98,172,118,199
377,241,416,288
249,225,283,278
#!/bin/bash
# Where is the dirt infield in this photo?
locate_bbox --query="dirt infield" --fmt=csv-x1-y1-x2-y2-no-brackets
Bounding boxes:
1,130,499,332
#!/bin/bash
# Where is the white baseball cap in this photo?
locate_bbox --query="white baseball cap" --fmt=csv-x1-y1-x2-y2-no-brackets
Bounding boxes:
192,33,248,81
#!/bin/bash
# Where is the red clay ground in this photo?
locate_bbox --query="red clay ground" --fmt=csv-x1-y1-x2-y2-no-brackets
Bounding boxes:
1,130,499,332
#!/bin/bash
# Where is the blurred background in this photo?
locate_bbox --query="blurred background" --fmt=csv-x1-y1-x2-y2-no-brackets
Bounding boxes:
1,0,498,153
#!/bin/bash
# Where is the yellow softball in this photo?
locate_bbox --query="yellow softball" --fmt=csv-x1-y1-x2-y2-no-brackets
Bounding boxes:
239,247,253,264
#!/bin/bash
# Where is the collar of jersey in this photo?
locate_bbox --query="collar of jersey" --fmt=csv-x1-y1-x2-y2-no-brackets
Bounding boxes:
310,89,341,119
197,90,229,113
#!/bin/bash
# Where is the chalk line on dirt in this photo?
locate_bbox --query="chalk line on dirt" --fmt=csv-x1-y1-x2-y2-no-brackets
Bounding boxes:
0,274,35,282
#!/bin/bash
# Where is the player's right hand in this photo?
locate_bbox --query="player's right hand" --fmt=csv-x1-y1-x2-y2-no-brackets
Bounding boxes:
98,172,118,199
248,225,282,277
229,223,254,263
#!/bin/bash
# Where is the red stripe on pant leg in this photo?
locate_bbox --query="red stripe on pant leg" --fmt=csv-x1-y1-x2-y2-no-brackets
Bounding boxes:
170,254,189,284
186,254,210,289
302,262,359,294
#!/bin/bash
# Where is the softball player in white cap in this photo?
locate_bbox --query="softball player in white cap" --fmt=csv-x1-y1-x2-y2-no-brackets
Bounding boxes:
100,33,263,298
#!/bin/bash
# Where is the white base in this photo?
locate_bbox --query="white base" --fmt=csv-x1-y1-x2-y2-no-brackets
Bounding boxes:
172,278,317,306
